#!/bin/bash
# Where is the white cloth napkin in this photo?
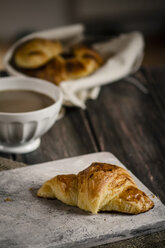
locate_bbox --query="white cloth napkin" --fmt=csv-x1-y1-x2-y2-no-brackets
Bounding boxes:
60,30,145,108
4,24,145,109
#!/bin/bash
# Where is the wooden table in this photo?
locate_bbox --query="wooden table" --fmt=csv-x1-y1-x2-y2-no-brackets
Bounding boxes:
0,67,165,247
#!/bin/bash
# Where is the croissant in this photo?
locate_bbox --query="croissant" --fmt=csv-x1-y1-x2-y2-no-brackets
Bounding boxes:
37,162,154,214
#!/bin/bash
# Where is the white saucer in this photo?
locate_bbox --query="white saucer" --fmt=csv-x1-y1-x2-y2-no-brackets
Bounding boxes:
0,138,40,154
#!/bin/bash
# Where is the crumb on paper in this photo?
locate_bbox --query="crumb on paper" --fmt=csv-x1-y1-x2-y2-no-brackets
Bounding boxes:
104,218,106,221
152,194,155,198
4,197,13,202
29,187,34,191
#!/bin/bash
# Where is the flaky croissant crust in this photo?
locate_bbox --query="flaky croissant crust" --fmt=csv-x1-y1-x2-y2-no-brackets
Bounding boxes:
37,162,154,214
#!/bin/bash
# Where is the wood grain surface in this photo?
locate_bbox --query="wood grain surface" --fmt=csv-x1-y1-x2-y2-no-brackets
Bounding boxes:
0,67,165,247
86,68,165,204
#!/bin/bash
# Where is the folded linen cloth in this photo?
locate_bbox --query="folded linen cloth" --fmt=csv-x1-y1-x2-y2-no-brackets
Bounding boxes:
4,24,145,109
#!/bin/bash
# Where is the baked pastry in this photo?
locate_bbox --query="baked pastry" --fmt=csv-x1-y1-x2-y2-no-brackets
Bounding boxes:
24,47,103,84
65,56,99,79
14,38,62,69
37,162,154,214
12,39,104,85
25,55,98,84
26,56,67,85
64,44,103,79
72,44,103,66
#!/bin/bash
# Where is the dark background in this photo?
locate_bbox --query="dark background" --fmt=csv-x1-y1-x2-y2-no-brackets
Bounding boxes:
0,0,165,67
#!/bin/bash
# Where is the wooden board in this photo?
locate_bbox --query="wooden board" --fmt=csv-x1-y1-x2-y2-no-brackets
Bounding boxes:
0,152,165,248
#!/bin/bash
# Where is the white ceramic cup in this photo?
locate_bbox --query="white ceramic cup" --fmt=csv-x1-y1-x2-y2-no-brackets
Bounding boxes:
0,77,63,154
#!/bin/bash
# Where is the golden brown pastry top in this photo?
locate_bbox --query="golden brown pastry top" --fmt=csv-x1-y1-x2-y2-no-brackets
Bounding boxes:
14,38,62,69
26,56,67,85
65,56,99,79
78,162,135,198
72,44,103,65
